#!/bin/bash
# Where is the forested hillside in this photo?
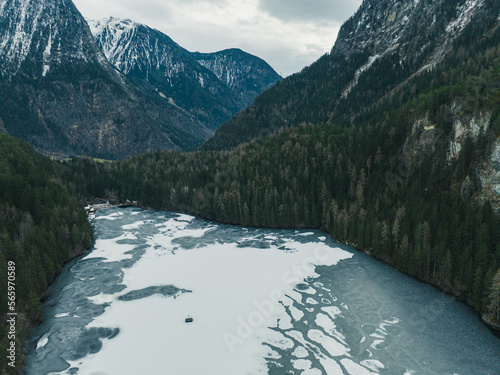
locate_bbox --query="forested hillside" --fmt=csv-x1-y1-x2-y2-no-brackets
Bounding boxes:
202,0,499,151
1,0,500,373
60,0,500,319
0,134,92,374
63,61,500,323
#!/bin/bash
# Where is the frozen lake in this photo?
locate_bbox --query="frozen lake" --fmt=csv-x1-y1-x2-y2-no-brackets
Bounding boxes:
26,207,500,374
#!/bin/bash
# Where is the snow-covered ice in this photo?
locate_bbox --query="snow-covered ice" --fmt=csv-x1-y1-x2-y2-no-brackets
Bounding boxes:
66,211,353,375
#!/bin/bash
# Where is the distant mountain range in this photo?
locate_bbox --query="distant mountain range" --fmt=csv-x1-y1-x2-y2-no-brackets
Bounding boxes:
0,2,281,159
88,17,281,132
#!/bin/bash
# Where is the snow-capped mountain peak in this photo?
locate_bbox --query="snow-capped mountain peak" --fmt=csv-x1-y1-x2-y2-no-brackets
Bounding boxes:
0,0,106,79
87,17,140,73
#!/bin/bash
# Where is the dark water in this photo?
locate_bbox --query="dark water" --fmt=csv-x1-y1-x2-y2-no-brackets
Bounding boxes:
25,207,500,375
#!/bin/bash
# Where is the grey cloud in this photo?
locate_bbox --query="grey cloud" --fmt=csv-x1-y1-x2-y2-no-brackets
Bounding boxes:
258,0,361,24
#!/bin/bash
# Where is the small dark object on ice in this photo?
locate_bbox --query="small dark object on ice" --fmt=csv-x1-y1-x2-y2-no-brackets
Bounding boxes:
185,316,193,323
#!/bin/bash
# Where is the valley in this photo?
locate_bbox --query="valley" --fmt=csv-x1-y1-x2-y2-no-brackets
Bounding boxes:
0,0,499,374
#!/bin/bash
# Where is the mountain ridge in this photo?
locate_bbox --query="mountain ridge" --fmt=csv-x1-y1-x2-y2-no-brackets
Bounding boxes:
0,0,207,158
202,0,496,151
88,17,281,132
0,3,281,159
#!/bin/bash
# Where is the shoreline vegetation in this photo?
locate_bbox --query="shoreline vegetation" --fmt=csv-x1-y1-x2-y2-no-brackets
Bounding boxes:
99,202,498,328
0,130,499,374
1,4,499,372
482,314,500,338
0,135,93,375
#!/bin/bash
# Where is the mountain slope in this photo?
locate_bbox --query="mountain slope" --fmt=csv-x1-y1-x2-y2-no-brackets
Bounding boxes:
192,48,282,107
0,133,92,374
202,0,497,151
88,17,239,132
65,18,500,324
0,0,208,159
88,18,282,131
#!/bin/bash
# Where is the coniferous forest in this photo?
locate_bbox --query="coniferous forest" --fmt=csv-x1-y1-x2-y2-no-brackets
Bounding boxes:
1,1,500,374
60,18,500,323
0,135,92,374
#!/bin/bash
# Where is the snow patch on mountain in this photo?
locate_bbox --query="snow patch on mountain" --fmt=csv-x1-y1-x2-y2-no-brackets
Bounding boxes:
42,26,53,76
0,0,7,15
446,0,484,34
87,17,139,74
342,54,380,98
0,0,44,74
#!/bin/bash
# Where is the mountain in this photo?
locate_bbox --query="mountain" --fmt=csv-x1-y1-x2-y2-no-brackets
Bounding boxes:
88,17,282,131
94,0,498,318
2,0,500,372
0,0,218,159
203,0,497,151
192,48,283,107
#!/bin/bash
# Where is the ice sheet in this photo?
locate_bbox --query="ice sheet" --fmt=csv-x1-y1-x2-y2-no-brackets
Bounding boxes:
68,222,352,375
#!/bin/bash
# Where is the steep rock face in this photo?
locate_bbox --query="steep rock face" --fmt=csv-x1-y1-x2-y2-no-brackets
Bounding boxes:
447,105,490,161
336,0,486,95
401,104,499,211
89,18,281,131
192,49,282,107
0,0,208,159
402,116,441,165
479,139,500,210
203,0,495,151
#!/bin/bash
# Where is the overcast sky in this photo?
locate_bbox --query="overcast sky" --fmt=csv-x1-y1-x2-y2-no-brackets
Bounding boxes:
73,0,362,76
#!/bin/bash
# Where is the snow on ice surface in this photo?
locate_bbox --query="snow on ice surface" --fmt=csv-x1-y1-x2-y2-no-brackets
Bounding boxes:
302,369,322,375
289,303,305,321
315,313,347,344
277,311,293,330
360,359,385,372
36,334,49,349
67,212,353,375
87,293,115,305
341,358,377,375
265,330,295,350
322,305,342,319
317,356,345,374
95,212,122,220
307,329,350,357
292,345,309,358
292,358,313,370
83,232,137,262
265,348,281,359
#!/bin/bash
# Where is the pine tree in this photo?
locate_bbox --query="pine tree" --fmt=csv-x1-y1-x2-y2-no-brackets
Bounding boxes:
488,269,500,322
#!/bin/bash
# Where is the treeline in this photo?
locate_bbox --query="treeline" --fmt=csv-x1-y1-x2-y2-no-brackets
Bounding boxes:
60,29,500,321
0,134,92,375
64,77,500,323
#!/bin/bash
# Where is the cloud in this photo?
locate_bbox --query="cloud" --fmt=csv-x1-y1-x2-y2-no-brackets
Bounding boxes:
72,0,362,76
258,0,361,24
